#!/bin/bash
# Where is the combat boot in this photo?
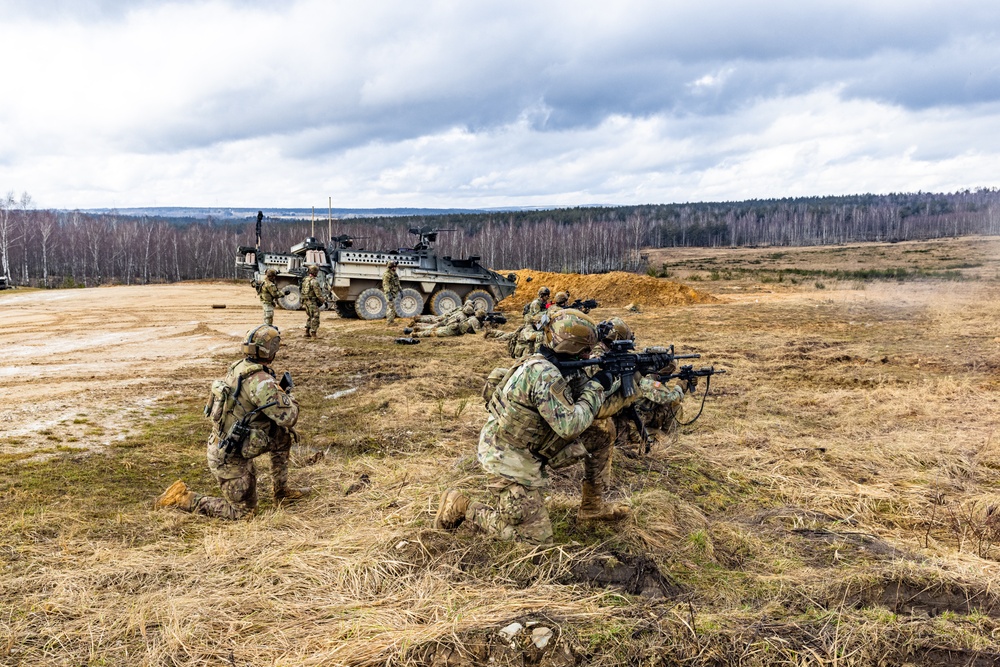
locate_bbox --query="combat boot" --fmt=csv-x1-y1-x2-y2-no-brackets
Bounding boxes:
434,489,469,530
403,327,413,334
155,479,195,512
577,481,630,523
274,485,312,503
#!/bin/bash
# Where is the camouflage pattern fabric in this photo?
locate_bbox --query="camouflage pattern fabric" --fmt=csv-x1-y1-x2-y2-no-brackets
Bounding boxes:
466,478,553,544
193,358,299,519
523,297,548,325
512,323,544,358
478,353,605,488
414,315,484,337
259,279,281,325
382,268,401,323
301,275,325,335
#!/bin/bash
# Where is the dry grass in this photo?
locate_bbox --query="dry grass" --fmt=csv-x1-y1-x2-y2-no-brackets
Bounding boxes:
4,239,1000,665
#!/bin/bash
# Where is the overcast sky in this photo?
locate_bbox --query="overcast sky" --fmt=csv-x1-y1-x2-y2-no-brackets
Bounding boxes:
2,0,999,210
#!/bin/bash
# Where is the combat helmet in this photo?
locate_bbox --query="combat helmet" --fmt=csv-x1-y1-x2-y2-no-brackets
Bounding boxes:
307,264,319,275
554,291,569,306
462,301,476,316
265,268,277,279
242,324,281,363
601,317,634,343
544,308,598,356
538,286,551,299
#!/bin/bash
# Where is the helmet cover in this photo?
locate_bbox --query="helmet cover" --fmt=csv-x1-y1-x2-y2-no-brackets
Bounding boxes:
242,324,281,362
544,308,598,356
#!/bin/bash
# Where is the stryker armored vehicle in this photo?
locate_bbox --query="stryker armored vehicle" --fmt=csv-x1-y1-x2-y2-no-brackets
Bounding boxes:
235,213,517,319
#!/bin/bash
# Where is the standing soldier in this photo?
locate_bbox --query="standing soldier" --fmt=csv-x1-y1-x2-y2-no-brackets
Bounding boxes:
154,325,310,519
435,309,616,544
382,261,401,324
259,269,281,325
301,265,325,338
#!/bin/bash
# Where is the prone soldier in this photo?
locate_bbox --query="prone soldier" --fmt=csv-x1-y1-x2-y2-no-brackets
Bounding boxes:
413,306,488,337
155,325,310,519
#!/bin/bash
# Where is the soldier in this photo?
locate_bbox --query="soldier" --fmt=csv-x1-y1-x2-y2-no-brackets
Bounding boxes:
155,325,310,519
571,317,688,521
414,306,487,338
549,291,570,312
301,265,326,338
523,287,551,324
258,269,281,325
382,261,401,324
409,301,474,333
434,309,618,544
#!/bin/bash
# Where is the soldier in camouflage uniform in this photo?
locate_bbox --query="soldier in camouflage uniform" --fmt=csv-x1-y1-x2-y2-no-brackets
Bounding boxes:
409,301,474,334
572,317,688,521
382,261,401,324
258,268,281,325
435,309,619,544
549,291,570,312
414,306,487,338
155,325,309,519
524,287,551,324
301,265,326,338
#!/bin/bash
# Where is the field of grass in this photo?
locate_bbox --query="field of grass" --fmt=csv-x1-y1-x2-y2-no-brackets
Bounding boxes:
2,238,1000,666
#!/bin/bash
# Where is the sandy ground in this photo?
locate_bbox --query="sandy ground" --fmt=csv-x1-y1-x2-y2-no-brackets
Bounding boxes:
0,278,961,457
0,284,291,454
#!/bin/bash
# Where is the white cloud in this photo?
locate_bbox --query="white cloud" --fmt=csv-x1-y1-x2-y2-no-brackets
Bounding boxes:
1,0,999,208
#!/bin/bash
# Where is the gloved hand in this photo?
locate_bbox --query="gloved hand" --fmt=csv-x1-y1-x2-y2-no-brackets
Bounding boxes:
593,370,615,391
675,379,688,394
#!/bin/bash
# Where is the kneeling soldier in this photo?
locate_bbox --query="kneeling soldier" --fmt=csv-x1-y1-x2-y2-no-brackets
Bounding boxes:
155,325,310,519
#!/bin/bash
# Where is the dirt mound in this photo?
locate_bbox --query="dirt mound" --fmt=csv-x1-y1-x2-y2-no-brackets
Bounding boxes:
499,269,717,312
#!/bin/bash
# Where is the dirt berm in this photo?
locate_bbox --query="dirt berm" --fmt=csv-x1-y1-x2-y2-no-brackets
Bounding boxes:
499,269,717,312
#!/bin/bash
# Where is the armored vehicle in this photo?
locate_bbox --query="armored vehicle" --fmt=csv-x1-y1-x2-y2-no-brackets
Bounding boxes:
236,215,517,320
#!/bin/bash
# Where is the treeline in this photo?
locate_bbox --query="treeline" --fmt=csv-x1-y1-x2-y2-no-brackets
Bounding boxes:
2,189,999,287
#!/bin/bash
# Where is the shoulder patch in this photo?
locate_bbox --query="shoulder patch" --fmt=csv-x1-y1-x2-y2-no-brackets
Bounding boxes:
278,392,292,407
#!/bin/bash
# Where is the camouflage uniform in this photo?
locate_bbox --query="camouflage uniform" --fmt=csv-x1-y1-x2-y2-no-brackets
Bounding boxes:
414,312,484,338
259,277,281,325
468,351,606,543
511,316,545,358
412,303,470,331
524,295,549,325
196,358,299,519
301,272,325,337
382,265,401,323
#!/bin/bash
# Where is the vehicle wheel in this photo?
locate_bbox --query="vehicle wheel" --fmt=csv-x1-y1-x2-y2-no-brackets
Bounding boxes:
355,287,388,320
335,301,357,318
396,288,424,318
278,285,302,310
430,289,462,316
465,289,495,313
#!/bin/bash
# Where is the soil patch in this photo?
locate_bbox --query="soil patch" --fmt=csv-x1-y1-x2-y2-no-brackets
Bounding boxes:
500,269,717,312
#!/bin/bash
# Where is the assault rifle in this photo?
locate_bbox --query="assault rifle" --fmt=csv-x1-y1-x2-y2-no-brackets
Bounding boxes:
482,312,507,325
657,364,726,393
558,340,700,398
218,400,278,463
569,298,599,313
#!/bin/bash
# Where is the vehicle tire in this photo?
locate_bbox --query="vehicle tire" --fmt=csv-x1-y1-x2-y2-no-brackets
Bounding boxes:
396,288,424,318
355,287,388,320
465,289,495,313
335,301,357,318
430,289,462,316
278,285,302,310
